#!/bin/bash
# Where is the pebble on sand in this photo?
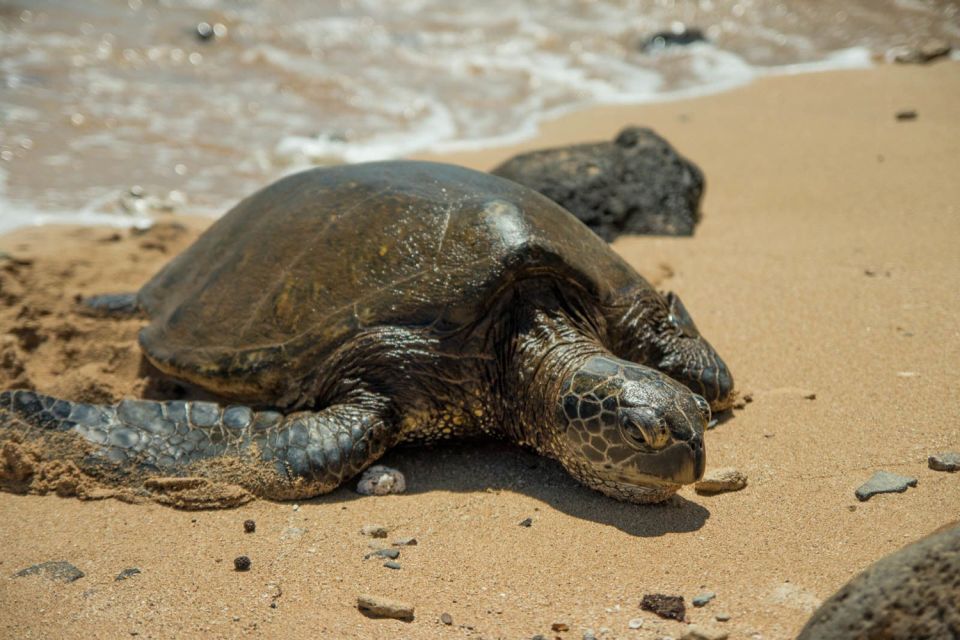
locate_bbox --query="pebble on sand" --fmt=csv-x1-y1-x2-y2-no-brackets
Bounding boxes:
15,561,85,583
383,561,401,570
681,624,729,640
855,471,918,501
357,594,415,621
366,548,400,560
115,567,142,581
440,612,453,625
695,468,747,494
692,591,716,607
895,110,918,121
928,452,960,472
551,622,570,632
233,556,251,571
356,465,406,495
640,593,686,621
519,517,533,527
361,524,389,538
243,519,256,533
392,537,418,546
628,618,644,629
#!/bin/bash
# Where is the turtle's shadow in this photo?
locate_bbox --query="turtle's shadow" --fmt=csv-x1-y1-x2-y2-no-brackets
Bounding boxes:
315,441,710,537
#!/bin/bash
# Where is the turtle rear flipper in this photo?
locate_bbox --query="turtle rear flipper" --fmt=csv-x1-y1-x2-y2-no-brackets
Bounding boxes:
78,292,141,318
0,390,395,501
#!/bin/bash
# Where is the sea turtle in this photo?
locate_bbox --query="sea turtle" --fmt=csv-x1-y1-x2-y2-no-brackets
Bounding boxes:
0,161,733,504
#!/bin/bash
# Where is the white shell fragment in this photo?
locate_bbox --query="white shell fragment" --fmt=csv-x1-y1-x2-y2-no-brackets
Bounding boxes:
356,465,407,496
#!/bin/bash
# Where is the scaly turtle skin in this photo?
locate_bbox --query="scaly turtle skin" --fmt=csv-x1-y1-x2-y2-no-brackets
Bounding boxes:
0,161,733,504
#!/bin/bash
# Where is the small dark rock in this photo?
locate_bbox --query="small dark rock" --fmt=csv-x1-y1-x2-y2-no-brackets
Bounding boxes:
641,27,707,52
243,519,256,533
896,110,918,121
797,523,960,639
552,622,570,632
15,561,84,583
928,451,960,472
640,593,686,621
115,567,141,581
233,555,251,571
492,127,704,241
855,471,918,501
440,612,453,625
519,517,533,527
392,537,418,546
383,560,401,570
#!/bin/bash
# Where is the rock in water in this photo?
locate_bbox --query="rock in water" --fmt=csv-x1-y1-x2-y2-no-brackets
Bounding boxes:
640,28,707,52
928,451,960,472
854,471,917,501
796,523,960,639
356,594,415,621
888,39,952,64
491,127,704,241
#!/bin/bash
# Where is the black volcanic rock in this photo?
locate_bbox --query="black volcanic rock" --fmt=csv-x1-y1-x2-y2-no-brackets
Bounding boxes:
492,127,704,241
797,522,960,639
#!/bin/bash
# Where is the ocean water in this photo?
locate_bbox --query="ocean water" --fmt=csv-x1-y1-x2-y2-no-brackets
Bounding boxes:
0,0,957,233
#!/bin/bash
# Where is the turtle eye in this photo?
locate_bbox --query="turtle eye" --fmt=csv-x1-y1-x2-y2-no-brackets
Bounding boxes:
620,406,666,449
692,394,711,421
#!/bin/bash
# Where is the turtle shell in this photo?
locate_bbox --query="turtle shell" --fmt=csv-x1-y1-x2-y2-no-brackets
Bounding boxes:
137,161,643,403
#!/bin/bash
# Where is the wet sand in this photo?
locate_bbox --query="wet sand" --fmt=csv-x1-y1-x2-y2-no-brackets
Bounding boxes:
1,61,959,639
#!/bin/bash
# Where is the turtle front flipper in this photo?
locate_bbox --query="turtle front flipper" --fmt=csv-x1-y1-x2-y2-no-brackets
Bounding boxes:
0,390,396,502
606,286,734,411
78,292,141,318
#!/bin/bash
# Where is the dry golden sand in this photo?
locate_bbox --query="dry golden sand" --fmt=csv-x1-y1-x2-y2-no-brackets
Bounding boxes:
1,62,959,639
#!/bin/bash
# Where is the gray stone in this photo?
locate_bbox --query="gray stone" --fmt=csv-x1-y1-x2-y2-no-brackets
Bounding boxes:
357,594,414,621
855,471,917,501
383,560,401,570
16,561,85,583
928,451,960,472
692,591,716,607
797,523,960,639
492,127,704,241
366,548,399,560
392,537,418,546
714,613,731,622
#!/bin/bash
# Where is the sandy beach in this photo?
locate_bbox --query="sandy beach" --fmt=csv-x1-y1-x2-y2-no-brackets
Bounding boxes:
1,60,958,639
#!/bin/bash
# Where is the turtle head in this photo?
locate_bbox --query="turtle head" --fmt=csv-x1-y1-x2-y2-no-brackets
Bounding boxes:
654,292,735,411
554,355,709,503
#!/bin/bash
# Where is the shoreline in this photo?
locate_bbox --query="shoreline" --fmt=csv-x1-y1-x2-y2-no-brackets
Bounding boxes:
2,61,959,639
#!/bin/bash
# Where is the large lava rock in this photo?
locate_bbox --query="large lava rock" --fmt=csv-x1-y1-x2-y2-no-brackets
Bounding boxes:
491,127,704,241
797,522,960,639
